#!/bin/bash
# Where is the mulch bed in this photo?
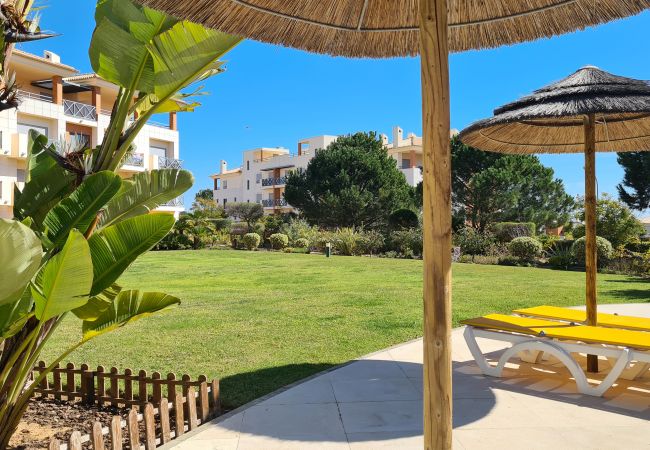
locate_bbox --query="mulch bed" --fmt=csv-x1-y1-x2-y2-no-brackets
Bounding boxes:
9,398,128,450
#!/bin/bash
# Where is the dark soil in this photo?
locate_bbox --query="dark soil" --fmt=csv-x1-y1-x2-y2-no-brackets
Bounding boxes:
8,397,128,450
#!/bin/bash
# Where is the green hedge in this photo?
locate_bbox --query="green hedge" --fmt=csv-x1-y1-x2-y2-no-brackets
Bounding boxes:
625,241,650,254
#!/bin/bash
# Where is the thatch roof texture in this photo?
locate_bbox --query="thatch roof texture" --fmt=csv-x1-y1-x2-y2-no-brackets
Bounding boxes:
459,66,650,154
133,0,650,57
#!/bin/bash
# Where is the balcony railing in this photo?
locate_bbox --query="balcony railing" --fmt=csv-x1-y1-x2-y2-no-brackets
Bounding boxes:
18,90,53,103
261,198,288,208
261,176,287,187
148,120,170,129
161,196,184,207
158,156,182,169
123,153,145,167
64,99,97,120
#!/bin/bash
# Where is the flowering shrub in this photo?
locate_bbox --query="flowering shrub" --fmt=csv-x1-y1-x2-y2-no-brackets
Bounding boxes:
242,232,261,250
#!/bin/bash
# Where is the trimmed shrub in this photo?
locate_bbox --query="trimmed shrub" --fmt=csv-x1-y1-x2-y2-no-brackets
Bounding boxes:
242,232,261,250
283,247,293,253
498,255,523,266
508,237,542,260
390,228,423,257
294,238,309,249
453,227,494,255
388,208,419,230
572,236,614,266
493,222,536,242
269,233,289,250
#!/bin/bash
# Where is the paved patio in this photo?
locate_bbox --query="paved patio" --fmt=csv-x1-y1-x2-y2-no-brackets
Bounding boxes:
169,304,650,449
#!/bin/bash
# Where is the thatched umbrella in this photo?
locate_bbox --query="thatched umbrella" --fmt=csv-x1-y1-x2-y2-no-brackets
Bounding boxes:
459,66,650,372
132,1,650,447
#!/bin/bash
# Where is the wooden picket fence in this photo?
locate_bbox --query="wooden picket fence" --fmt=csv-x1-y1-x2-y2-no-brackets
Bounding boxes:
30,362,222,450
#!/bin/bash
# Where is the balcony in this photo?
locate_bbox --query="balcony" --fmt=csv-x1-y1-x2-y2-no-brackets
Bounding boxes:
261,198,288,208
122,153,145,168
148,120,170,129
158,156,182,169
261,176,287,187
64,99,97,121
18,90,53,103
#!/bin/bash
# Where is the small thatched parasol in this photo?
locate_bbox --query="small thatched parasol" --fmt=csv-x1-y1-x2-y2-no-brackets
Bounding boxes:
459,66,650,372
132,1,650,448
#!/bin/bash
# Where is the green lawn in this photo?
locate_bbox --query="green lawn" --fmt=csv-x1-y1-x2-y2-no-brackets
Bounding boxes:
42,250,650,409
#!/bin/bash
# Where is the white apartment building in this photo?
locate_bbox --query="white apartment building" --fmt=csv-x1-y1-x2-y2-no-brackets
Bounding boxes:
211,126,424,214
0,49,184,219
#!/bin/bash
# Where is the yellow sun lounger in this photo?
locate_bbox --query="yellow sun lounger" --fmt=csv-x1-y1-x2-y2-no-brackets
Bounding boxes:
461,314,650,396
513,305,650,332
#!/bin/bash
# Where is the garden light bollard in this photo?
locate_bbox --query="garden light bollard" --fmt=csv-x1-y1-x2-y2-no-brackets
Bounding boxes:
326,242,331,258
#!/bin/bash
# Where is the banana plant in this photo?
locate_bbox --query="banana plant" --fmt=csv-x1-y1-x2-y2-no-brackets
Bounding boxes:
0,0,241,446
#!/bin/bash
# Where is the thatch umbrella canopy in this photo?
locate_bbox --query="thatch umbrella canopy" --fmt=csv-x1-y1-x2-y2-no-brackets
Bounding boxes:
459,66,650,372
133,1,650,448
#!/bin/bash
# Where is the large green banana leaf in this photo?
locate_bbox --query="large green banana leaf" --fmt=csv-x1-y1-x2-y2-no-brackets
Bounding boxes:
0,287,34,339
82,290,180,341
88,213,175,295
99,169,193,228
43,171,122,247
90,0,240,104
32,230,93,321
14,133,75,227
72,283,121,321
0,219,42,305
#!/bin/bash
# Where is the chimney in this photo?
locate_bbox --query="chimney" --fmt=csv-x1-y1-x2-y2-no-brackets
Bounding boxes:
43,51,61,64
380,134,389,146
220,160,227,174
392,126,403,148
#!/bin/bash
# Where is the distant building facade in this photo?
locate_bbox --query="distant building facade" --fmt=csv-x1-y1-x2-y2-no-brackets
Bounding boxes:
211,126,426,215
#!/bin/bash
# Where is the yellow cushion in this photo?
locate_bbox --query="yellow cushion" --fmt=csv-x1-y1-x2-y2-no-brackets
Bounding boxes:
461,313,650,350
514,305,650,332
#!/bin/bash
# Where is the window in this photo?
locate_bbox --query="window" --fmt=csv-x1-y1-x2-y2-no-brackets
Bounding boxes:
16,169,25,183
18,123,48,138
223,199,227,207
234,197,237,202
0,180,3,199
223,180,228,189
256,173,262,184
256,193,262,202
214,179,219,190
150,146,167,158
247,160,250,170
70,132,91,149
401,158,411,169
247,180,250,190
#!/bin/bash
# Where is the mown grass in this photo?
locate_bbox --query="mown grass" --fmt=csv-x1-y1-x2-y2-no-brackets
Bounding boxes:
42,250,650,409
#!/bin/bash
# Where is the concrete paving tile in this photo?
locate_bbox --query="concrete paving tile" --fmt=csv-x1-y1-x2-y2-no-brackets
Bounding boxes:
259,378,336,405
236,435,350,449
173,438,239,450
189,414,243,440
346,431,423,449
240,403,346,439
332,378,421,402
326,359,407,381
339,400,422,434
559,426,650,449
455,427,576,450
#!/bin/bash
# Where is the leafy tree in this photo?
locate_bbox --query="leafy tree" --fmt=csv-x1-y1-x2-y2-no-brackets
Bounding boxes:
572,194,645,247
451,138,574,230
195,188,214,201
192,197,225,219
226,202,264,231
617,152,650,210
285,132,414,229
0,0,241,444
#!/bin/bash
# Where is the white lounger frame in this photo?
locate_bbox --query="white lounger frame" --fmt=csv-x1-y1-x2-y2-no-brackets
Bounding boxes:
464,326,650,396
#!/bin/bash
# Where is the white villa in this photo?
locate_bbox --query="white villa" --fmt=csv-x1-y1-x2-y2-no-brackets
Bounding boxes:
211,126,426,214
0,49,184,219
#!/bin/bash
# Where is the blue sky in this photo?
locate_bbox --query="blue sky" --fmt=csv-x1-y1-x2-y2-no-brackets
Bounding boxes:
20,1,650,206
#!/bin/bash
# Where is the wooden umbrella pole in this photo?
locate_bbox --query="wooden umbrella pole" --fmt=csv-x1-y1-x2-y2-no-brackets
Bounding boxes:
419,0,452,448
583,113,598,373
